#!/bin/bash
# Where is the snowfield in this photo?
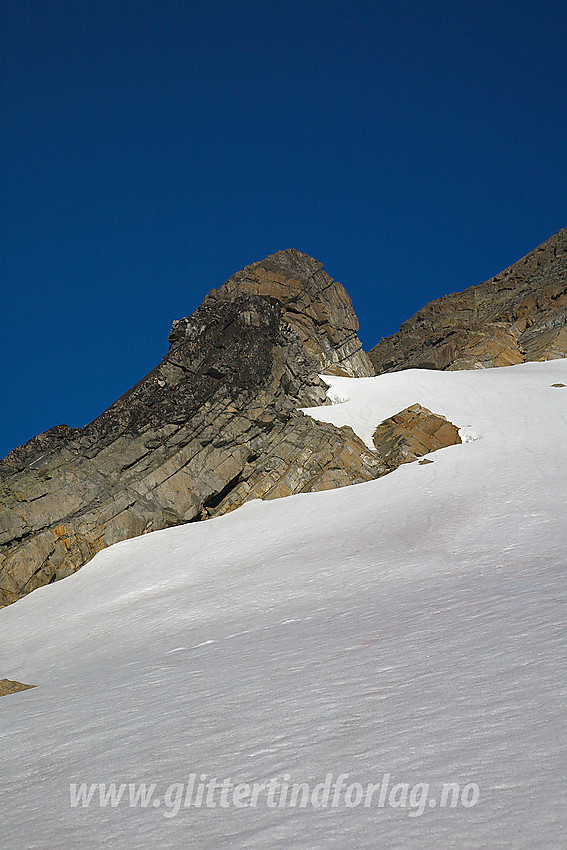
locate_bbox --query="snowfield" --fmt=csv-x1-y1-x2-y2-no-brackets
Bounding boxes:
1,361,566,849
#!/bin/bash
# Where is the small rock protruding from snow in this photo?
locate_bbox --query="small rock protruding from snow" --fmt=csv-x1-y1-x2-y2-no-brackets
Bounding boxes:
0,679,36,697
372,404,462,470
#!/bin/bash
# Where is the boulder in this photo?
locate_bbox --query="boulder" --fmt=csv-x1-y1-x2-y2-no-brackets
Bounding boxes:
372,405,462,469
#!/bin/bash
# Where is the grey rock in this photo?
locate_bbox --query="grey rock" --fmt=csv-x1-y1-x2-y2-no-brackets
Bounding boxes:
0,249,375,606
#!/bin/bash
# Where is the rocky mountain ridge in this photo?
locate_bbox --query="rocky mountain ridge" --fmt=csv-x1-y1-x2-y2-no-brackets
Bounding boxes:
370,227,567,373
1,229,565,607
0,250,382,607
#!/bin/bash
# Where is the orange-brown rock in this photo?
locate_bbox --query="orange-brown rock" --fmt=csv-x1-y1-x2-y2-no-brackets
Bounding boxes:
372,405,462,469
0,679,36,697
369,228,567,373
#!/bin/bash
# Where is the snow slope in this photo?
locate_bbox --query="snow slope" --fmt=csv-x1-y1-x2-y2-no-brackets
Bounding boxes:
1,361,566,849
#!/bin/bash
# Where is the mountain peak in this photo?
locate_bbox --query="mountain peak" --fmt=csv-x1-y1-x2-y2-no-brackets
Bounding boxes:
2,231,566,607
0,252,373,606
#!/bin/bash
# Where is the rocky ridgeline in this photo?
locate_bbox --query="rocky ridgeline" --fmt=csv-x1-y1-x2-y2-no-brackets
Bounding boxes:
0,250,382,606
2,230,565,609
370,228,567,373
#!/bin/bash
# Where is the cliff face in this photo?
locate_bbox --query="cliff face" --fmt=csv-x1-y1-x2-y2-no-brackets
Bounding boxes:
369,228,567,373
3,231,566,607
0,250,379,606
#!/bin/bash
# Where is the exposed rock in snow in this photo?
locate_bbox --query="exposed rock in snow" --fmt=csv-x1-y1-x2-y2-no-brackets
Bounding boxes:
0,360,565,849
0,678,35,697
371,404,461,469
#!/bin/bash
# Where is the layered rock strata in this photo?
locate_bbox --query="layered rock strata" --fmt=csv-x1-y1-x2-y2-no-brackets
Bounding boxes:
7,225,557,608
369,228,567,373
0,250,376,606
372,405,462,470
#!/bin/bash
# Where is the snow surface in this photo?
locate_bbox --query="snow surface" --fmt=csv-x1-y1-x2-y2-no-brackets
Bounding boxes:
1,361,566,849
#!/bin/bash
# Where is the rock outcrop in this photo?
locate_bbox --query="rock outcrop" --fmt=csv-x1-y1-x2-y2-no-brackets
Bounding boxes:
369,228,567,373
0,250,377,607
372,405,462,470
0,679,36,697
5,228,562,608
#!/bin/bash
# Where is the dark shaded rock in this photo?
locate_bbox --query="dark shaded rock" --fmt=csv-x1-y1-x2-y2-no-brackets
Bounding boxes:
0,425,81,475
369,228,567,373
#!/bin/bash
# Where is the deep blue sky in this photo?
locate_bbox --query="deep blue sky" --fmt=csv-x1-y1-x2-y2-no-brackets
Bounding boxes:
1,0,566,458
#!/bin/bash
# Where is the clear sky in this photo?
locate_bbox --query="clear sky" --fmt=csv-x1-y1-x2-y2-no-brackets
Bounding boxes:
1,0,566,459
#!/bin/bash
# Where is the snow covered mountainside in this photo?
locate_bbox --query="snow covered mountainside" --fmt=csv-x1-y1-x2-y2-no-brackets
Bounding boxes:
1,361,566,849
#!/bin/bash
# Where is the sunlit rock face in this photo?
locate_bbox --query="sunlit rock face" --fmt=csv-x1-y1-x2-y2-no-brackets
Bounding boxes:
369,228,567,373
372,405,462,470
0,250,376,606
3,229,565,608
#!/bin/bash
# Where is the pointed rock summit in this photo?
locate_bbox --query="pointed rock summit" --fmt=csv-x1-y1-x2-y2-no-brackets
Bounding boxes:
2,232,565,607
370,228,567,373
0,250,376,606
